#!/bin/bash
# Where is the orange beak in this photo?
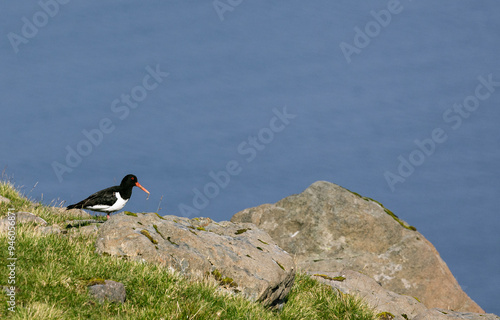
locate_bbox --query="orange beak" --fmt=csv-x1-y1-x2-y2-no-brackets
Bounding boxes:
135,182,150,194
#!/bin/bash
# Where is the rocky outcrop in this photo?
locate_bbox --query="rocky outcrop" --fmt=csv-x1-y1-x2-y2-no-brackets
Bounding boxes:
310,270,427,320
95,212,295,307
232,181,484,313
413,309,499,320
310,270,499,320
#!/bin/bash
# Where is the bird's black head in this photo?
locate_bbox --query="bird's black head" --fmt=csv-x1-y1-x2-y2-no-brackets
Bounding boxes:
121,174,139,187
120,174,150,194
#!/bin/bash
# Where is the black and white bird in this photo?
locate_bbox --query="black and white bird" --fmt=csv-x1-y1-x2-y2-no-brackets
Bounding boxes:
66,174,150,219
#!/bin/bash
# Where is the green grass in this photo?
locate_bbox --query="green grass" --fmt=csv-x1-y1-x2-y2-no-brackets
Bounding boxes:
0,181,375,319
0,180,106,225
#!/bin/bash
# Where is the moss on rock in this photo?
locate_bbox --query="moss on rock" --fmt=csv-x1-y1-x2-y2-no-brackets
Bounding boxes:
86,278,106,286
313,274,346,282
235,228,250,235
376,311,395,320
140,229,158,244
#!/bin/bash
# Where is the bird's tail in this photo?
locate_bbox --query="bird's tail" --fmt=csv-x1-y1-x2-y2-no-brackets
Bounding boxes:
66,203,80,210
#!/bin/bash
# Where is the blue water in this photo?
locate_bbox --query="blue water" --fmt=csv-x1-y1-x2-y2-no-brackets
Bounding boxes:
1,0,499,314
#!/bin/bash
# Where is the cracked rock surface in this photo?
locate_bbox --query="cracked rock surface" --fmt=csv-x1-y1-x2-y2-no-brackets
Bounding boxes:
95,212,295,307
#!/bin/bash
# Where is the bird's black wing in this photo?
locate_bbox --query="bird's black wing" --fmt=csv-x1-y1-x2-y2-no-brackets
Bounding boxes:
67,186,120,209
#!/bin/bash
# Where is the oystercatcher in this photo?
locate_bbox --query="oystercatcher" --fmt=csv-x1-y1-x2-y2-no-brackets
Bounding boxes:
66,174,150,219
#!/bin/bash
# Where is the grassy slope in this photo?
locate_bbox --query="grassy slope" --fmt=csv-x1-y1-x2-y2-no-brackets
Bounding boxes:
0,181,375,320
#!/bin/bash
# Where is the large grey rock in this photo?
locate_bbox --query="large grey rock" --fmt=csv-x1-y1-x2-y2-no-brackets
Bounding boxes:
232,181,484,313
88,280,126,304
95,212,295,306
0,195,11,204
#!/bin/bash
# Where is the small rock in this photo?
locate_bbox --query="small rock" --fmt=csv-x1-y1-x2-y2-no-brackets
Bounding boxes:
54,207,92,219
38,225,65,235
88,280,126,304
0,212,48,233
69,224,100,236
14,212,48,225
0,195,11,204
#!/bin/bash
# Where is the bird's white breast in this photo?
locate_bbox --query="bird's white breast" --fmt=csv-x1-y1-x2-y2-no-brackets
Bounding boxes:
88,192,128,212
